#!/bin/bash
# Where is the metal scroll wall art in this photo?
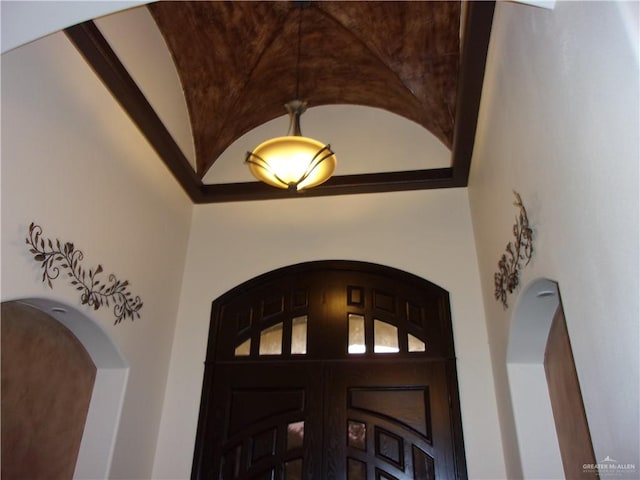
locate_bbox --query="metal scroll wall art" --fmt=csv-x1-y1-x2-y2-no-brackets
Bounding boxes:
26,222,143,324
494,191,534,309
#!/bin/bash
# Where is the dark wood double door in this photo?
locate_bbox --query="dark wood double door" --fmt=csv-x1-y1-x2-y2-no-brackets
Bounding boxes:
193,262,466,480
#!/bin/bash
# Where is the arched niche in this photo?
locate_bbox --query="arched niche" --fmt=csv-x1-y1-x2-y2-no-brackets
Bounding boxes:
506,279,563,479
4,298,128,479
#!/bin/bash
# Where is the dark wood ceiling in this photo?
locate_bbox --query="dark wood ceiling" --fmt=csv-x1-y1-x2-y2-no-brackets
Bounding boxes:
65,1,495,203
148,1,461,178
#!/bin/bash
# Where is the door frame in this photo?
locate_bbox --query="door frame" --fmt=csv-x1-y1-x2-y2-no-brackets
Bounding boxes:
192,260,467,479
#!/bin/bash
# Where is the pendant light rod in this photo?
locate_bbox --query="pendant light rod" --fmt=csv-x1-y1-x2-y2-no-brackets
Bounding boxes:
295,4,303,99
244,1,336,192
286,100,306,136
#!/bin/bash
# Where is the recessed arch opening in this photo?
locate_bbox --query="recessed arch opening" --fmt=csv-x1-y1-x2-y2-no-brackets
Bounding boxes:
507,278,564,479
3,298,128,479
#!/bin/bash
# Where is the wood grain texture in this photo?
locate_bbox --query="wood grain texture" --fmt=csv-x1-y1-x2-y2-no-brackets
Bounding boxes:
192,261,467,479
148,1,461,177
544,305,598,479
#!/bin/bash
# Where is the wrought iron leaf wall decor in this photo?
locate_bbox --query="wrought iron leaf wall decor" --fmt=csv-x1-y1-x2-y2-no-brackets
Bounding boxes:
494,191,534,309
26,222,143,324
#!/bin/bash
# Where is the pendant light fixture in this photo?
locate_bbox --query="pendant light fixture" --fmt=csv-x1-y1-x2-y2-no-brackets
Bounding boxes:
245,4,336,192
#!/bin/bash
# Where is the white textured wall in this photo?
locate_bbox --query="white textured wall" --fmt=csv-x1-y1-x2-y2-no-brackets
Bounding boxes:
469,1,639,477
152,188,507,479
1,32,192,478
508,363,563,479
95,6,197,170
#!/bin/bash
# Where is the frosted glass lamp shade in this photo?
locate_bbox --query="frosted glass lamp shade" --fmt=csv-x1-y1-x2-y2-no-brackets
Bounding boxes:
246,135,336,191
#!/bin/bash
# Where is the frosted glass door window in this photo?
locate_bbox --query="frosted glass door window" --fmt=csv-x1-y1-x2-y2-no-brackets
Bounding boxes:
408,334,426,352
291,316,308,354
285,459,303,480
259,322,283,355
348,458,366,480
287,421,305,450
347,420,366,451
348,314,366,354
235,339,251,357
373,320,399,353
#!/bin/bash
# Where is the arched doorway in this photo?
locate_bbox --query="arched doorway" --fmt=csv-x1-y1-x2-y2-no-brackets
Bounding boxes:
0,298,128,479
2,301,96,479
192,261,466,479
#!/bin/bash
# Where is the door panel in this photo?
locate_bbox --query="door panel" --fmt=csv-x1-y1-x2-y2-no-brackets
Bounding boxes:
205,360,454,480
325,361,455,480
202,363,324,480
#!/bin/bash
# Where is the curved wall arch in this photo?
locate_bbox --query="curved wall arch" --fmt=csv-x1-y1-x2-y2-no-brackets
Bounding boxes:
11,298,128,479
506,279,563,479
508,278,559,364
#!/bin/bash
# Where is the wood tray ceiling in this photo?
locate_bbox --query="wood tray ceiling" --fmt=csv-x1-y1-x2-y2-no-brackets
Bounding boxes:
65,1,495,203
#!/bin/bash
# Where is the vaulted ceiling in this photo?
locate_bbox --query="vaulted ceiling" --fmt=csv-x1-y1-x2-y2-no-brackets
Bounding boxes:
65,1,495,203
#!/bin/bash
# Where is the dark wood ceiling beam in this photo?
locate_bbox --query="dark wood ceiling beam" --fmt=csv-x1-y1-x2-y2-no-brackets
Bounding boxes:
200,168,454,203
450,1,496,185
